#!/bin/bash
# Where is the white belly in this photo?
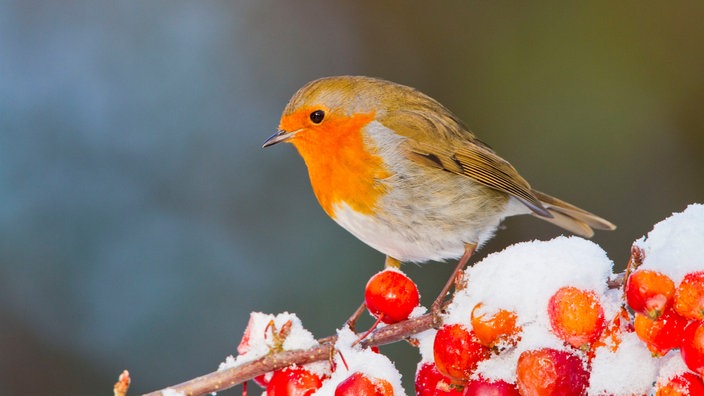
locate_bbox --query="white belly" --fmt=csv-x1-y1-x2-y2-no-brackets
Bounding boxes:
332,197,527,263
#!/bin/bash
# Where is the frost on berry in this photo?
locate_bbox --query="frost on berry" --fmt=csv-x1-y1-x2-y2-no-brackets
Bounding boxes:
674,271,704,321
433,324,490,383
470,303,520,349
655,372,704,396
414,362,464,396
547,286,605,349
516,348,589,396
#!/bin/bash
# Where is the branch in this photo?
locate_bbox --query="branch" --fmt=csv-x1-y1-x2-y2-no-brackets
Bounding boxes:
142,271,627,396
142,313,437,396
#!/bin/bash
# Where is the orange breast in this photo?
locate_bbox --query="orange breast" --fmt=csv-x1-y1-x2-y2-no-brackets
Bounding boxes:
283,109,391,218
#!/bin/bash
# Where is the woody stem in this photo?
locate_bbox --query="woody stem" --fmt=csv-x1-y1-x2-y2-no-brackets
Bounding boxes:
430,243,477,314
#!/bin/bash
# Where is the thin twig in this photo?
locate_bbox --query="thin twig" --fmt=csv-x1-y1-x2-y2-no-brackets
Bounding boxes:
114,370,131,396
142,313,436,396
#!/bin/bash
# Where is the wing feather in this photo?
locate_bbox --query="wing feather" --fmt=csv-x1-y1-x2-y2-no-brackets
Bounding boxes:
374,87,615,236
403,137,550,218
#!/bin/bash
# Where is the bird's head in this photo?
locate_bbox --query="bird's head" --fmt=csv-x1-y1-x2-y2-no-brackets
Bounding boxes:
262,76,393,149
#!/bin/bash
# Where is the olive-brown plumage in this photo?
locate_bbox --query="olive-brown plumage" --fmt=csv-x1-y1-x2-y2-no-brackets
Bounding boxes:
264,76,615,264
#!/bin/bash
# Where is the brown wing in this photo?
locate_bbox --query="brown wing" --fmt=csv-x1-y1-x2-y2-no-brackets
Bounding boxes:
379,102,618,237
378,106,550,217
406,139,551,218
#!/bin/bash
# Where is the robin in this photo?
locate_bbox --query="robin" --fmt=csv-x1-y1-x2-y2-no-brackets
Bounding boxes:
263,76,615,310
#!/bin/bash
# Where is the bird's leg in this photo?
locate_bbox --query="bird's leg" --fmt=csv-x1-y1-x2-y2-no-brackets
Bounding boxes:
345,256,401,331
384,256,402,269
430,243,477,315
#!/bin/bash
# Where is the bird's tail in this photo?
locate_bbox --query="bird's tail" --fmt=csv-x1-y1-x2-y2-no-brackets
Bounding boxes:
531,190,616,238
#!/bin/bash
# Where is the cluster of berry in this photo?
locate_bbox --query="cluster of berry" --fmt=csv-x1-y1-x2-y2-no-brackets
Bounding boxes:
420,285,607,395
234,312,402,395
625,261,704,392
226,205,703,395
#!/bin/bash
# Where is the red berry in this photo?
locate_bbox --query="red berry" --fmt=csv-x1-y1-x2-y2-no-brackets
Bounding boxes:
681,321,704,376
470,303,520,349
365,269,420,324
515,348,589,396
634,308,688,356
656,372,704,395
626,269,675,320
415,362,464,396
674,271,704,321
463,378,520,396
547,286,605,349
237,314,255,355
266,366,323,396
433,324,490,383
335,372,394,396
253,373,269,388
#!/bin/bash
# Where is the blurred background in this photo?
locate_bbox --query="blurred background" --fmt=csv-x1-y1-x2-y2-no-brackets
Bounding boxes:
1,1,703,394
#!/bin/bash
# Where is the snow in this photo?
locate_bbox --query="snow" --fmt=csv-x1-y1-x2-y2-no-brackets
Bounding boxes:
656,352,692,386
161,389,185,396
415,328,437,363
219,312,319,370
442,236,617,383
409,305,428,319
587,332,658,395
446,205,702,393
311,326,407,396
634,203,704,283
222,315,407,395
446,236,614,328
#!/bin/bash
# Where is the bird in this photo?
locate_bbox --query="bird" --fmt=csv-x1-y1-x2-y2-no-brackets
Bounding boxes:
263,76,615,308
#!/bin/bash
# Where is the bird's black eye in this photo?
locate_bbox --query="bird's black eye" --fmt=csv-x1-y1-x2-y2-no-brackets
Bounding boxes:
309,110,325,124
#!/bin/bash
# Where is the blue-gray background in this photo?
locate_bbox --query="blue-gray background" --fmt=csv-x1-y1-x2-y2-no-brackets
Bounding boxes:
2,2,703,394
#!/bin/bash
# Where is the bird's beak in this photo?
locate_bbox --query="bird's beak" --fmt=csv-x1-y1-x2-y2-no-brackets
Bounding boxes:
262,129,298,148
